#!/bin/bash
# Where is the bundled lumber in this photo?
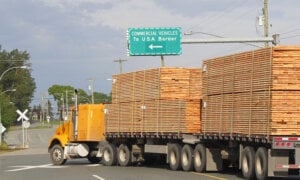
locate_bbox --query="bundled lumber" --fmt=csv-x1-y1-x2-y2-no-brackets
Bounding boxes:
107,67,202,135
202,46,300,136
105,99,201,134
111,67,202,103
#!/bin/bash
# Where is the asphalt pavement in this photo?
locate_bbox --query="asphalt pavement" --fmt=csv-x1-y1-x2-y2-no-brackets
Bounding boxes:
1,122,57,156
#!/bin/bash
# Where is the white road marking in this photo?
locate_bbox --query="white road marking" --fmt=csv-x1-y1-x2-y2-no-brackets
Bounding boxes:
6,164,68,172
92,174,105,180
86,164,100,167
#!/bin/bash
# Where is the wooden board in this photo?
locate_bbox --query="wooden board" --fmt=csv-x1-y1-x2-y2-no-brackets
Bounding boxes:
105,99,201,134
111,67,202,103
202,46,300,136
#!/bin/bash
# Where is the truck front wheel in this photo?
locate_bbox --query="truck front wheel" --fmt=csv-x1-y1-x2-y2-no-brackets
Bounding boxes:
102,143,117,166
50,144,66,165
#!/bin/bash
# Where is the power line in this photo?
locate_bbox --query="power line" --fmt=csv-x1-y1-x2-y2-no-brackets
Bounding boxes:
281,28,300,35
186,0,250,32
281,34,300,40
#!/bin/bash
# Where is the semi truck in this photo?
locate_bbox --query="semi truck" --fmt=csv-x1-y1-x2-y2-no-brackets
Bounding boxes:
48,46,300,180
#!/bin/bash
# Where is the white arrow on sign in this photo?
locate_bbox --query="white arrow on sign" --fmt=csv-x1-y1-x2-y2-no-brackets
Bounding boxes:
149,44,163,50
17,109,29,121
0,123,6,134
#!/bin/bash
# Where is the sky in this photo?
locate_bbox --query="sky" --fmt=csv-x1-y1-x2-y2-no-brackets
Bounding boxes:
1,0,300,105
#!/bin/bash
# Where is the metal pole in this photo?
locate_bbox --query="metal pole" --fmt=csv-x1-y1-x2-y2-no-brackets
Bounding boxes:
74,89,78,140
264,0,269,47
160,56,165,67
181,37,274,44
61,94,65,120
66,90,68,116
22,118,25,148
87,78,94,104
114,59,127,73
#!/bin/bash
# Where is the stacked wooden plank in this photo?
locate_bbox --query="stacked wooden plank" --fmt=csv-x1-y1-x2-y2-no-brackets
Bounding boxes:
106,67,202,134
105,99,201,134
111,67,202,103
202,46,300,136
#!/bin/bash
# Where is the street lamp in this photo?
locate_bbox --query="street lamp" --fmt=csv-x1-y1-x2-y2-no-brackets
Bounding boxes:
0,65,28,81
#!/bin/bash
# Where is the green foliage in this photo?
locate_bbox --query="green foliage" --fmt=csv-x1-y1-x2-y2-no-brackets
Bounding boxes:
0,46,36,128
0,94,17,127
94,92,111,103
48,85,75,106
48,84,111,108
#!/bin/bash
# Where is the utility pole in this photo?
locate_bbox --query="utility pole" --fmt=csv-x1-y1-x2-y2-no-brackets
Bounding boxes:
87,78,95,104
39,93,44,123
65,90,68,116
160,56,165,67
114,59,127,73
263,0,269,47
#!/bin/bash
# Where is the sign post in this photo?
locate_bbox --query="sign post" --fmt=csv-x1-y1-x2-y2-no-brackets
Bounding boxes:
16,109,29,148
127,27,182,56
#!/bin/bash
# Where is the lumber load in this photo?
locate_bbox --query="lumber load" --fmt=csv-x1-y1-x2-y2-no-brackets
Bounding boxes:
105,99,201,134
111,67,202,103
202,46,300,136
106,67,202,135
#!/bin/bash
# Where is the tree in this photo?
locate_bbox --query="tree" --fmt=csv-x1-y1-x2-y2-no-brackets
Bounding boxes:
0,46,36,127
48,84,111,108
94,92,111,103
0,93,16,127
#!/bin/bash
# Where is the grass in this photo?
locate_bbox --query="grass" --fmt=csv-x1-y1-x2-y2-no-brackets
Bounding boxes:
0,143,24,154
0,120,61,154
7,120,61,131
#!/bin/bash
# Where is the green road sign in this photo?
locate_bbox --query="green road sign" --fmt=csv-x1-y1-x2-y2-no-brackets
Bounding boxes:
127,27,182,56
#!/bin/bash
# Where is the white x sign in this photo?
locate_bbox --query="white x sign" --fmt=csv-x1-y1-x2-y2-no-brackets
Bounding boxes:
16,109,29,121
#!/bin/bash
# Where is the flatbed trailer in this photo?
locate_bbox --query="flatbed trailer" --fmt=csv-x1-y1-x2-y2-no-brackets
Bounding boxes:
48,46,300,180
102,130,300,179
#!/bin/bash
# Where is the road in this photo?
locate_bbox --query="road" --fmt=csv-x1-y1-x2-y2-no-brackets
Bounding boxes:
0,122,246,180
0,122,288,180
1,153,246,180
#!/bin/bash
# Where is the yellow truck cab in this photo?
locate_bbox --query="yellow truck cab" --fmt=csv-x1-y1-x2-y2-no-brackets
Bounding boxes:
48,104,105,165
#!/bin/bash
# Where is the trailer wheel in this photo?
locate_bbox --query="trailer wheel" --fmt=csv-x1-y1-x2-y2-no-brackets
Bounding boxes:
193,144,206,172
118,144,131,166
168,143,182,170
255,147,268,180
181,144,194,171
50,144,66,165
102,143,117,166
241,146,255,180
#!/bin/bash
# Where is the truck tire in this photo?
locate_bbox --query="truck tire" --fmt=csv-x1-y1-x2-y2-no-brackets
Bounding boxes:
118,144,131,166
255,147,268,180
241,146,255,180
102,143,117,166
50,144,66,165
168,143,182,170
193,143,206,172
181,144,194,171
